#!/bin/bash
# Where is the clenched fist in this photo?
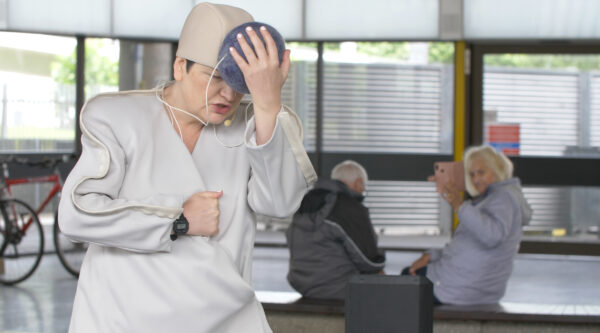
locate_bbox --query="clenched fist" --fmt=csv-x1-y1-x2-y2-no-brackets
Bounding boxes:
182,190,223,237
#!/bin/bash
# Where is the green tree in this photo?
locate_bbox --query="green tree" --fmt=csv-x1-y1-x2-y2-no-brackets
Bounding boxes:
428,43,454,64
287,42,358,54
485,54,600,71
52,49,76,85
289,41,456,64
52,39,118,87
356,42,409,59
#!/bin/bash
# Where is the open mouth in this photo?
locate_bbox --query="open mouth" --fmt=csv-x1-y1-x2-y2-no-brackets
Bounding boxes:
213,103,230,115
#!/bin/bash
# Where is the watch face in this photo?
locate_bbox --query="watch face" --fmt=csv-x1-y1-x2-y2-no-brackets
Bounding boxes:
174,216,189,235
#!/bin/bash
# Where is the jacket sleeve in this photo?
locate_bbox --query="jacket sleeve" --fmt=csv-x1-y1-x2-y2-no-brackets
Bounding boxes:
323,219,386,274
457,191,517,248
58,98,184,253
245,106,317,218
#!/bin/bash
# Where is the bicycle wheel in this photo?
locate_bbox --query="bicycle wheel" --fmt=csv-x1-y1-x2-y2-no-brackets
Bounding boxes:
0,199,44,285
53,211,87,277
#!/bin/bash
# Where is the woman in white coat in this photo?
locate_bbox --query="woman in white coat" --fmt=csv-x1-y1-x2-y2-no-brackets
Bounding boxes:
58,3,316,333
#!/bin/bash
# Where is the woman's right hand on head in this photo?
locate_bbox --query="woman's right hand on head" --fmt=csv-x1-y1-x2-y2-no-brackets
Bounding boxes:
409,253,431,275
229,26,290,115
182,190,223,237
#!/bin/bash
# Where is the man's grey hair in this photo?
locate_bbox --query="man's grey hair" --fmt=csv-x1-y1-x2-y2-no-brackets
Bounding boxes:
464,145,513,196
331,160,368,186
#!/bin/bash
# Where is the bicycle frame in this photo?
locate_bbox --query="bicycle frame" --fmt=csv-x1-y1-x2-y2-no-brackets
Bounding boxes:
0,156,78,283
2,173,61,234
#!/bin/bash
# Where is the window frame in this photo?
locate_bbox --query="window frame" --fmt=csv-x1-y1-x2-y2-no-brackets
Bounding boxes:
307,40,456,179
468,43,600,187
4,32,600,254
468,43,600,255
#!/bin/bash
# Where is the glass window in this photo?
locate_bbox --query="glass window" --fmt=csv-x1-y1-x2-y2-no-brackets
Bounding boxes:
321,42,454,154
85,39,173,98
0,32,77,153
295,42,456,237
83,38,119,98
115,40,172,92
263,42,456,236
257,179,452,237
364,180,451,236
591,74,600,148
483,53,600,158
284,42,317,152
522,186,600,240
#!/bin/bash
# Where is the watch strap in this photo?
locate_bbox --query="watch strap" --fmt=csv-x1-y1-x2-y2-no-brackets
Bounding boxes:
171,213,189,241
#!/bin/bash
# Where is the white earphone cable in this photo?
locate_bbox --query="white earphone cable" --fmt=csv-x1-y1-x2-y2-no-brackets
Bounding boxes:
154,54,248,149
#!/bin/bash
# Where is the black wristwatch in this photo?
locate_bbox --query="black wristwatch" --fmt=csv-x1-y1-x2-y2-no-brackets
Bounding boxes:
171,213,189,241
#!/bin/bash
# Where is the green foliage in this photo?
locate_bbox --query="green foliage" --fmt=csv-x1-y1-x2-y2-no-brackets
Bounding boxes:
52,51,76,85
287,42,349,53
324,43,340,52
356,42,409,60
429,43,454,64
485,54,600,71
288,41,317,49
51,39,118,86
289,41,456,64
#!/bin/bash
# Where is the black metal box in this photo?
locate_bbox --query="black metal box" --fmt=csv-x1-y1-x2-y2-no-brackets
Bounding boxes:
346,275,433,333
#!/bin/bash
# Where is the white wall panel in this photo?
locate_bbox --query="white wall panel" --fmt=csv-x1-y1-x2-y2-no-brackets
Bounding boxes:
306,0,439,40
0,0,7,30
6,0,600,41
113,0,192,39
465,0,600,39
210,0,303,40
8,0,111,35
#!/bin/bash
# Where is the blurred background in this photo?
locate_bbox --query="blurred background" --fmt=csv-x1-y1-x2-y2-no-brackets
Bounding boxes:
1,0,599,254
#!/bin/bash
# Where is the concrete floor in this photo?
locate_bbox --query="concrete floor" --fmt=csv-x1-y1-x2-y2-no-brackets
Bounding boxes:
2,243,600,332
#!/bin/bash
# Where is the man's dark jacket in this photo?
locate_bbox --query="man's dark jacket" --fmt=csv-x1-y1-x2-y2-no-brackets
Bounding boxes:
286,179,385,300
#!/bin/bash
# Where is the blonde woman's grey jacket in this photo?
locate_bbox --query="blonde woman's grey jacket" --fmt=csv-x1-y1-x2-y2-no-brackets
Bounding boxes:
426,178,533,305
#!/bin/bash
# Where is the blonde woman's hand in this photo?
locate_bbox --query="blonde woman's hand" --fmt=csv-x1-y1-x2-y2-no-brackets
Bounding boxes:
409,253,431,275
441,182,464,211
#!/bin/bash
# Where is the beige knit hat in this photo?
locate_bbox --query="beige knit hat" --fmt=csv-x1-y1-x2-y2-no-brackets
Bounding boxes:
176,2,253,68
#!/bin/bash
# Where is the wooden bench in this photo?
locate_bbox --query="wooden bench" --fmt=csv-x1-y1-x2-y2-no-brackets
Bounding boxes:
257,291,600,333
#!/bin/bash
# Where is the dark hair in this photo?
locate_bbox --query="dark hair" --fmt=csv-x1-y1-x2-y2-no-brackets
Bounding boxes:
185,59,195,73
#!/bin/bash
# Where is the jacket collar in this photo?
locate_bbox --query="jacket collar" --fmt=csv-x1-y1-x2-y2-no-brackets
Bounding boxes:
313,179,365,201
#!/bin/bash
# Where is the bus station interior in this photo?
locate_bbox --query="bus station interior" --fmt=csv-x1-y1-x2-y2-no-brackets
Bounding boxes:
1,0,600,332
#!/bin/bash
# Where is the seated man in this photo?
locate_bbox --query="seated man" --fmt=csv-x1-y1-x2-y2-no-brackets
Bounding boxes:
286,160,386,300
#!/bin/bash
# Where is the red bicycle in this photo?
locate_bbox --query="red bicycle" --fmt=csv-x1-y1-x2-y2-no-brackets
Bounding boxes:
0,154,86,285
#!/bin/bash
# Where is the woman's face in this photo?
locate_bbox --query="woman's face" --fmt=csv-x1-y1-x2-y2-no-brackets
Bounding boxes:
178,60,243,125
468,157,497,194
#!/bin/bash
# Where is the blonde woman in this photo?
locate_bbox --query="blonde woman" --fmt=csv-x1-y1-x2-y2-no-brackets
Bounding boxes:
404,145,532,305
